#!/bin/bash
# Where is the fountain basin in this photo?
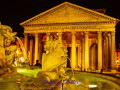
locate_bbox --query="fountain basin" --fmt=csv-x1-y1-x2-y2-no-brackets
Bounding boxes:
0,68,120,90
17,67,42,77
62,71,120,90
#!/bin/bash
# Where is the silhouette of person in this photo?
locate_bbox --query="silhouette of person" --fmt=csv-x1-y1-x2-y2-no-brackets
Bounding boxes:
35,60,42,67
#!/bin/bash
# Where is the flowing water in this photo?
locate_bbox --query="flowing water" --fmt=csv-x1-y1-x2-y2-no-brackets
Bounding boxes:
16,37,27,60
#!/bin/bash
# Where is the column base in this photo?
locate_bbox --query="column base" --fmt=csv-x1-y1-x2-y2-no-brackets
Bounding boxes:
81,67,85,71
81,69,84,71
84,68,89,72
111,70,116,73
71,68,80,71
96,69,103,73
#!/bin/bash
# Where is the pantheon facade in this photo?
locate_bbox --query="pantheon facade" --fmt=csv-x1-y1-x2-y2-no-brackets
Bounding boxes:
20,2,119,71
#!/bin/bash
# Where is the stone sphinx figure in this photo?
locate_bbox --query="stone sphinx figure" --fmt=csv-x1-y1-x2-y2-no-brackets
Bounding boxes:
0,22,17,73
21,35,69,90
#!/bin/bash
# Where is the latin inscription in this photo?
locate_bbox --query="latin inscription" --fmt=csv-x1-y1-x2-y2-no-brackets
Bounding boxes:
38,26,97,30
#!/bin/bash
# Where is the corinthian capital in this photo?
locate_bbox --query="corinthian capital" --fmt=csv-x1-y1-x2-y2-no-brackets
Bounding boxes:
111,31,115,36
84,31,89,37
97,31,102,34
71,31,76,35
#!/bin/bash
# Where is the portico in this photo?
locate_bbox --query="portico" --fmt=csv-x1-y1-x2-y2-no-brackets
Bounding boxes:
20,2,119,71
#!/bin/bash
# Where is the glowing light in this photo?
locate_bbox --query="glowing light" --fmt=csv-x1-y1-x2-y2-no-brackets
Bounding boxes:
17,68,42,77
89,85,97,88
116,60,119,63
20,57,24,62
16,50,19,54
17,69,27,72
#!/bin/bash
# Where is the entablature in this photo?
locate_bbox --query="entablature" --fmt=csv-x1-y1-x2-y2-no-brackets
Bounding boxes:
24,23,115,33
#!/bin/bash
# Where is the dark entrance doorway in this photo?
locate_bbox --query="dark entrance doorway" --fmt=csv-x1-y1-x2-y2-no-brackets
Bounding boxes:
67,47,71,68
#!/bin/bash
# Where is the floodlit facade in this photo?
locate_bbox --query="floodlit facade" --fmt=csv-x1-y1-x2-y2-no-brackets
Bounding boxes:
20,2,119,71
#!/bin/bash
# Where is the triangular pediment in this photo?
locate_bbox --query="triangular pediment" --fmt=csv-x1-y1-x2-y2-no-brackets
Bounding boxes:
20,2,118,26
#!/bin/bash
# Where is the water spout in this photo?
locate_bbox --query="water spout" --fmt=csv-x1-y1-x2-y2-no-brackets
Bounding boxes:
67,57,75,80
71,68,75,80
16,37,28,62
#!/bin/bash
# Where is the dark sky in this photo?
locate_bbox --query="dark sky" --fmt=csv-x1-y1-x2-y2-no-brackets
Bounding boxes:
0,0,120,48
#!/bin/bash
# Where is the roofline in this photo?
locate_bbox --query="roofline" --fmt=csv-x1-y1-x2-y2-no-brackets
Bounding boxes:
116,19,120,24
67,2,119,21
20,1,119,26
20,2,68,26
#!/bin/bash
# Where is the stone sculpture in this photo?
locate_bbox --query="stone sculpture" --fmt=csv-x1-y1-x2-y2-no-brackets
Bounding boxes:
42,38,68,71
21,35,69,90
0,22,17,74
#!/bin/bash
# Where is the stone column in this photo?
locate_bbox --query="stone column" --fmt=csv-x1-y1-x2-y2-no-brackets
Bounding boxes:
71,32,76,69
97,32,102,70
90,45,95,70
24,33,28,60
34,33,39,65
111,31,115,71
63,40,67,67
103,34,106,70
82,38,85,71
39,40,42,64
108,33,111,69
106,36,109,70
46,32,50,41
84,32,89,71
78,44,82,69
29,37,33,65
103,36,108,70
58,32,62,43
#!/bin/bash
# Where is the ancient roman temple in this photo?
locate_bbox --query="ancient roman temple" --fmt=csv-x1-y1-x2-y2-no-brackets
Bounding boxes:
20,2,119,72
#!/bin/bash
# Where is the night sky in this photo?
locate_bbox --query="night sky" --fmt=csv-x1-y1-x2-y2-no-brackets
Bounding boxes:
0,0,120,48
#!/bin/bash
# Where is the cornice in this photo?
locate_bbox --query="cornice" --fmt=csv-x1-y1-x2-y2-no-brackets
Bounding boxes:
22,21,115,27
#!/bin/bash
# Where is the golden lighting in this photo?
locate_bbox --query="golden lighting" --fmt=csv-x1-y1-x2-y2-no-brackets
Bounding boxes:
19,57,24,62
89,85,97,88
16,50,19,54
116,60,119,63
